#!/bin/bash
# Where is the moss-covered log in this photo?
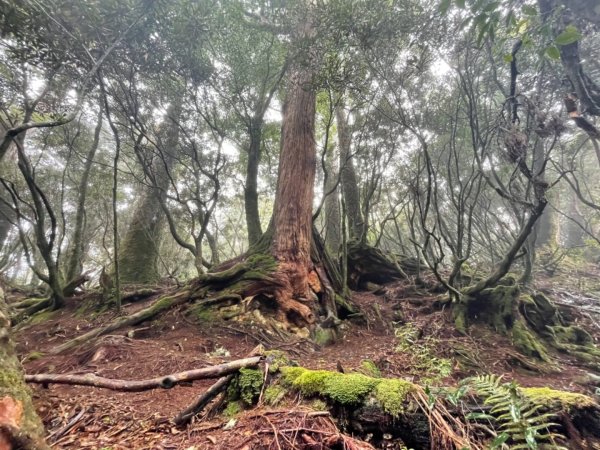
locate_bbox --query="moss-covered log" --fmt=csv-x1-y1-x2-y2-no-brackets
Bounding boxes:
223,362,600,450
0,287,49,450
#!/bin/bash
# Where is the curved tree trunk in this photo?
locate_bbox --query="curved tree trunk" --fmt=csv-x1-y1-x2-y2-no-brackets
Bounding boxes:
0,287,49,450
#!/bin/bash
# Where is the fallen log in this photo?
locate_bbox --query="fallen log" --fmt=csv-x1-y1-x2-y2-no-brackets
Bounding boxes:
25,356,262,392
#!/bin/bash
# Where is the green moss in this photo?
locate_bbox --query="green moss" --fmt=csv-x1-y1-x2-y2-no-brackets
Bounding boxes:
323,373,380,405
280,366,307,385
264,350,292,373
292,370,334,395
511,320,551,362
0,368,24,393
238,368,263,405
374,379,415,417
359,359,381,378
28,309,57,324
311,399,328,411
23,351,45,362
522,387,596,411
263,385,287,406
313,326,336,346
549,325,594,347
190,304,215,322
224,401,242,417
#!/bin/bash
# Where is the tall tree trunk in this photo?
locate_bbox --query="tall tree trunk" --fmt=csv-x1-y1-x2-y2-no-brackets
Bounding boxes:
269,31,319,324
323,142,341,254
118,100,182,284
0,286,49,450
245,125,263,246
336,103,364,242
64,107,103,283
563,188,586,248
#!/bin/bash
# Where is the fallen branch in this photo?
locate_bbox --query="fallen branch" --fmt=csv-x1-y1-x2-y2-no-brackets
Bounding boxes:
25,356,262,392
173,373,235,426
173,345,264,426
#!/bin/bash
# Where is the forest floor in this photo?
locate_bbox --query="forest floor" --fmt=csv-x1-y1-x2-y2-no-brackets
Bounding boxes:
10,270,600,449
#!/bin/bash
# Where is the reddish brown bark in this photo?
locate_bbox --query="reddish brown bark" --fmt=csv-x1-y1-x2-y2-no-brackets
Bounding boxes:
269,31,319,325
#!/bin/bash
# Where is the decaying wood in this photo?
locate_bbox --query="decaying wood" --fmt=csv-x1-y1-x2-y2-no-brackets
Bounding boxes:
25,356,262,392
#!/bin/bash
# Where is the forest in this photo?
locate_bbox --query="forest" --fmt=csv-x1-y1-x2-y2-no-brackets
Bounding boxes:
1,0,600,449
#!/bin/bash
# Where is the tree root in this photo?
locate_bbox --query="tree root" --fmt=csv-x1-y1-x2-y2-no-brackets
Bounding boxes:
25,356,262,391
50,289,195,354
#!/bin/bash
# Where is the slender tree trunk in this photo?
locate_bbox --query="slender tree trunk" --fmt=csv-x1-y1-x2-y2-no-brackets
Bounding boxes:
563,188,586,248
64,107,103,283
245,125,263,246
118,99,182,284
323,142,341,254
336,103,364,242
0,286,49,450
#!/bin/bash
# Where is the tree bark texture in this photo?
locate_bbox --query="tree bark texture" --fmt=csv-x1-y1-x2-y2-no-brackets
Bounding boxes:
323,141,341,255
336,104,364,242
0,287,49,450
118,99,182,284
64,107,103,284
270,46,319,325
245,125,263,246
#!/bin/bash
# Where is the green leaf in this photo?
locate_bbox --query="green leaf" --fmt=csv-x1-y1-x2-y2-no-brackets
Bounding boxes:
544,46,560,60
555,25,582,46
491,433,510,448
440,0,451,14
503,53,513,63
455,0,466,8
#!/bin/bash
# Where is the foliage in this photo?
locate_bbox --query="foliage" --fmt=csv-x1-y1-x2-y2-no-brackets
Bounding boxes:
394,324,453,384
465,374,567,449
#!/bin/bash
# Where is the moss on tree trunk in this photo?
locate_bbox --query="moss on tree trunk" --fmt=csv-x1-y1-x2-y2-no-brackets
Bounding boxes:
0,287,48,450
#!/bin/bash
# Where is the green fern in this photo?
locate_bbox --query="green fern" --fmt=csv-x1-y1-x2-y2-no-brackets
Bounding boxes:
464,375,567,450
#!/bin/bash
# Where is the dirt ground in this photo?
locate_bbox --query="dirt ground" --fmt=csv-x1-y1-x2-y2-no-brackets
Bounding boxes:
10,276,600,449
